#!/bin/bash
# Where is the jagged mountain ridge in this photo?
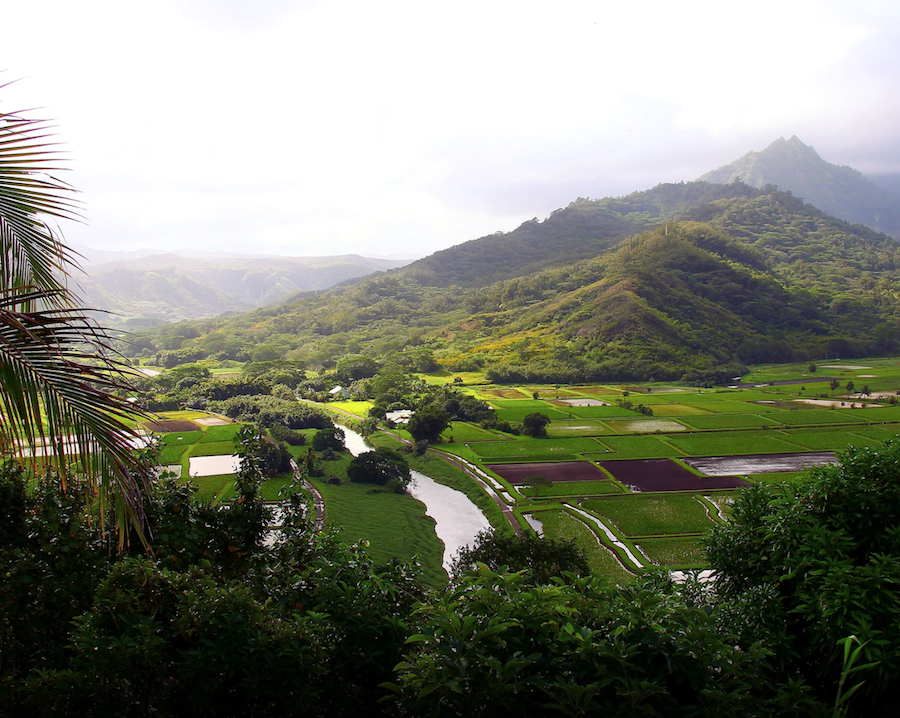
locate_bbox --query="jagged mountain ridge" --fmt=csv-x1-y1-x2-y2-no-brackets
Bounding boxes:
699,136,900,238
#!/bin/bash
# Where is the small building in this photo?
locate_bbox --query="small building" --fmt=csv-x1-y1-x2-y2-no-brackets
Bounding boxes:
385,409,413,424
329,386,351,400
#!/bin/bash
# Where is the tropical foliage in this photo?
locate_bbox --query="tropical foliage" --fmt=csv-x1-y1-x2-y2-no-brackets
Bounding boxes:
0,100,151,542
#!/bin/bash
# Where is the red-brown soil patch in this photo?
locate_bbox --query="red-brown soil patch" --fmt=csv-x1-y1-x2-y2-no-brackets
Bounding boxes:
142,419,199,432
487,461,609,484
599,459,748,492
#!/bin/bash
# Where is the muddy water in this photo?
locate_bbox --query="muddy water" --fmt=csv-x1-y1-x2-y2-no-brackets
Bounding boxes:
337,425,490,570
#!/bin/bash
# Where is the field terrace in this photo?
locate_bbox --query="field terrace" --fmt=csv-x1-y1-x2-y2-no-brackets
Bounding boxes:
434,360,900,579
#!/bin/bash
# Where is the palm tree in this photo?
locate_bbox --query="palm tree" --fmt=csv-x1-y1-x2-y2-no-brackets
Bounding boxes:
1,97,152,547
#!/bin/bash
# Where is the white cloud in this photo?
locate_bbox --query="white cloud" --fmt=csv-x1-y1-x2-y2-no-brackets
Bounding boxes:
2,0,898,257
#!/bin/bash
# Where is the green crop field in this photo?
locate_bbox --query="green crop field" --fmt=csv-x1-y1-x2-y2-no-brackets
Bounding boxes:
594,435,681,459
189,440,238,457
196,424,242,443
546,420,611,437
470,437,606,462
160,431,203,445
441,422,506,443
665,432,800,456
604,419,686,433
582,494,716,537
563,405,643,419
521,480,625,498
491,405,571,421
635,537,706,567
781,431,879,451
770,409,868,426
312,476,445,586
537,509,634,584
680,414,781,430
644,403,711,417
851,425,900,441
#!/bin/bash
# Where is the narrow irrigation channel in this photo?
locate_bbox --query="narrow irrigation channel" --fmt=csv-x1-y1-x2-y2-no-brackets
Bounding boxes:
337,425,490,570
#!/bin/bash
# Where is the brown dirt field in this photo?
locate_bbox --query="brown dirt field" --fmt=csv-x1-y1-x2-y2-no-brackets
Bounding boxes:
599,459,748,492
487,461,609,484
142,419,199,432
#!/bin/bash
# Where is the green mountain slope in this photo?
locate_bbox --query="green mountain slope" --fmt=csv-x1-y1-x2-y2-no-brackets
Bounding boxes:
78,254,409,330
128,189,900,383
401,182,766,287
699,136,900,238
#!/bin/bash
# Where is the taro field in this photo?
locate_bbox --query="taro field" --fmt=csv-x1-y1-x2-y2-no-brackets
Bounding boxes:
418,358,900,582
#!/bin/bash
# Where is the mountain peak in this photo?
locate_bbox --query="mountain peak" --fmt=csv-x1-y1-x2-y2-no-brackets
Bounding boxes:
698,138,900,239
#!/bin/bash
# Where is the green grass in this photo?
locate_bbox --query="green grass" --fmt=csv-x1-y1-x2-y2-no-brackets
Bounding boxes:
780,431,879,451
582,495,716,537
328,400,374,418
189,441,238,457
680,414,780,430
159,445,189,465
594,435,681,458
189,474,236,504
537,509,634,584
665,432,800,456
635,537,706,567
765,409,867,426
470,437,606,462
851,425,900,442
748,471,809,485
441,422,506,442
492,406,571,422
521,480,625,498
556,405,639,419
312,477,445,587
604,419,686,433
545,420,611,437
645,403,711,417
197,424,242,443
159,431,203,445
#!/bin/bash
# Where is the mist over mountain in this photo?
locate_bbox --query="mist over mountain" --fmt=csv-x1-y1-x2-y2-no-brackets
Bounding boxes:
77,253,410,330
699,136,900,238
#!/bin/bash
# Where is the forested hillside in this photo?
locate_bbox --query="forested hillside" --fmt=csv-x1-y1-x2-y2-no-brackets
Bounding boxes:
400,182,767,287
127,189,900,383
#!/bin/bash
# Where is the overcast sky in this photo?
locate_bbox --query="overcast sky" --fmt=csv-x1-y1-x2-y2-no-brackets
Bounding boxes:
3,0,899,259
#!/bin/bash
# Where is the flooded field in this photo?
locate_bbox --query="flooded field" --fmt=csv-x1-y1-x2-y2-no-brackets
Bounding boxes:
685,452,836,476
188,455,241,477
599,459,749,492
487,461,609,484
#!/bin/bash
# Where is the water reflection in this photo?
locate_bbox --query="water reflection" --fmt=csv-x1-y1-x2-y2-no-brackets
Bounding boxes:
337,424,490,570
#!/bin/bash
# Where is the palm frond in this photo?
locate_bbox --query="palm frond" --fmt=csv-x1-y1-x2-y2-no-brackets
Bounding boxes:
0,95,153,548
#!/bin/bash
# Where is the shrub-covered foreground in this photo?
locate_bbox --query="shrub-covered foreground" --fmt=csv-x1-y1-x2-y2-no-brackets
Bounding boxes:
3,441,900,715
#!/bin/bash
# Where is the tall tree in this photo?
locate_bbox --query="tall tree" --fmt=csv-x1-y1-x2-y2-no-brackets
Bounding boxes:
0,96,152,546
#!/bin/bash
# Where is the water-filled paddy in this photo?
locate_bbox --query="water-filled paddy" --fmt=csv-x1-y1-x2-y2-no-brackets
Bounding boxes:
598,459,748,492
684,452,836,476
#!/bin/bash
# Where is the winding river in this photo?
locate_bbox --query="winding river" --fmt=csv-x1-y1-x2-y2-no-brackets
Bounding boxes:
337,425,490,570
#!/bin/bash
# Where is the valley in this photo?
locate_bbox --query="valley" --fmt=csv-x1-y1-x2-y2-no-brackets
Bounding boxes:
139,356,900,585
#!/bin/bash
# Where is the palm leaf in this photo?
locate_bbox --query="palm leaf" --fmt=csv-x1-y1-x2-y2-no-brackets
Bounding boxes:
1,94,153,548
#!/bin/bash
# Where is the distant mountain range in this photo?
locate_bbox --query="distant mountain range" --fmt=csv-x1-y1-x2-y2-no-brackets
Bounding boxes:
75,252,411,330
699,135,900,239
129,180,900,381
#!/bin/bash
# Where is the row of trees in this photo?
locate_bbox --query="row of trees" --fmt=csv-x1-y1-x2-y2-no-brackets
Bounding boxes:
4,441,900,714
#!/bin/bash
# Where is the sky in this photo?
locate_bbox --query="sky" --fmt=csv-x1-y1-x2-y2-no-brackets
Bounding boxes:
3,0,900,260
